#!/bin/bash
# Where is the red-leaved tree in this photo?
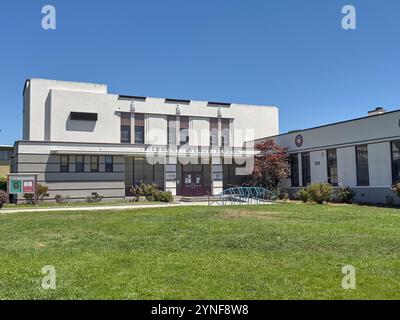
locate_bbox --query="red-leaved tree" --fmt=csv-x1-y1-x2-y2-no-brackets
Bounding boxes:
252,140,290,191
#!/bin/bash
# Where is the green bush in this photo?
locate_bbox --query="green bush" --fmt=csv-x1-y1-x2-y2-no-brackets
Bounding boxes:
391,183,400,197
0,190,8,208
154,191,174,203
23,193,34,204
306,183,333,204
296,189,309,203
86,193,103,203
333,186,356,204
55,194,70,204
37,184,49,200
130,182,159,200
0,175,7,191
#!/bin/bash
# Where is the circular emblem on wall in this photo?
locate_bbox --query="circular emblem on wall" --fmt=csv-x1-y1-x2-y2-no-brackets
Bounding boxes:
295,134,303,147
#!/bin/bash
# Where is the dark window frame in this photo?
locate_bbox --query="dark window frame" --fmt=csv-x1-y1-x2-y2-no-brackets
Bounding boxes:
90,155,99,173
356,145,369,186
76,155,84,173
301,152,311,187
134,114,145,145
60,155,69,173
327,148,338,186
179,116,189,146
105,155,113,173
290,153,300,187
391,140,400,184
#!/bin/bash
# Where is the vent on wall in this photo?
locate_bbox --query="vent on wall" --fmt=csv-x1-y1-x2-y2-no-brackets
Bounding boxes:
118,95,147,102
70,112,98,121
207,101,231,108
165,98,191,105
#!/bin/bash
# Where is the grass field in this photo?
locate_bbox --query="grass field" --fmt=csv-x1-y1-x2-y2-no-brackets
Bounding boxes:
0,203,399,299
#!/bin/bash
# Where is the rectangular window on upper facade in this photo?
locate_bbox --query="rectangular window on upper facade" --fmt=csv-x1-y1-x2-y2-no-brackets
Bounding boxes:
105,155,113,172
135,114,145,144
327,148,338,186
179,116,189,146
301,152,311,187
210,118,218,147
120,113,131,144
221,119,230,147
356,145,369,186
167,115,177,145
60,155,69,173
70,112,98,121
290,154,299,187
90,155,99,172
76,155,84,173
391,140,400,183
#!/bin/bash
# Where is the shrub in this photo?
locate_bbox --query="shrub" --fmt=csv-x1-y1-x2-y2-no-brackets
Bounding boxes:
296,189,309,203
277,190,289,201
306,183,333,204
0,190,8,208
333,186,356,204
391,183,400,197
86,193,103,203
0,175,7,191
23,193,34,204
37,184,49,200
130,182,159,200
55,194,70,204
386,196,395,206
154,191,174,203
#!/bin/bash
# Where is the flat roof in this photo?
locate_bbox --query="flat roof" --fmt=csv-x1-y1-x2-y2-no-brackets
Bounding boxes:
256,108,400,141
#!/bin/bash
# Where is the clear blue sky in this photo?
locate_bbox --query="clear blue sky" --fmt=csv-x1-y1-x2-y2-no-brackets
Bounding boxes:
0,0,399,145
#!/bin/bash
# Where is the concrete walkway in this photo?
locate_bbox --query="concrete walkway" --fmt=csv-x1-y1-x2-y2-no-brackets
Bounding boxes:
0,202,210,214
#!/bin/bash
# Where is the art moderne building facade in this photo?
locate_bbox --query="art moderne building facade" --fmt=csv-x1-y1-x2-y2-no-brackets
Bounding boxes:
12,78,278,202
253,107,400,204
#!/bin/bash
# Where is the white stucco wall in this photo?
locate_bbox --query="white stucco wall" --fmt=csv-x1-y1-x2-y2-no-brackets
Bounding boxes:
310,150,327,183
24,79,107,141
368,142,392,187
337,146,357,186
23,78,279,147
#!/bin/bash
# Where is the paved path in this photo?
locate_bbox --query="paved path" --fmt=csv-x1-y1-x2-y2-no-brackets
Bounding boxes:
0,202,210,214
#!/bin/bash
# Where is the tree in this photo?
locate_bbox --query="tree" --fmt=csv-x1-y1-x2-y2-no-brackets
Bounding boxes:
252,140,290,191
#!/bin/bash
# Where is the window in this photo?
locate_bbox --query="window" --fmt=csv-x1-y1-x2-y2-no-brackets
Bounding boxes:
290,154,299,187
105,156,113,172
179,116,189,146
167,116,176,145
301,152,311,186
327,148,338,186
356,145,369,186
221,119,230,147
391,140,400,183
60,155,69,173
120,113,131,144
76,155,84,173
0,150,11,161
210,118,218,147
90,156,99,172
135,114,145,144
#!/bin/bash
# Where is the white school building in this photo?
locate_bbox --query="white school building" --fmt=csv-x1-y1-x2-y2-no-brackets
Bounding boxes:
254,107,400,205
11,78,400,204
12,78,278,202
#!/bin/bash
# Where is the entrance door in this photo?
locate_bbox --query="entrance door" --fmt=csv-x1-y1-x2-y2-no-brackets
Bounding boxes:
182,172,205,196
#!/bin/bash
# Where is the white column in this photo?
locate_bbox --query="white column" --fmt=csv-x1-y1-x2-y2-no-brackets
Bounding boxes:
164,164,177,196
130,113,135,144
211,163,223,195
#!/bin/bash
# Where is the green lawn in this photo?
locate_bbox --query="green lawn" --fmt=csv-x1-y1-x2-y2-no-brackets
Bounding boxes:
0,203,399,299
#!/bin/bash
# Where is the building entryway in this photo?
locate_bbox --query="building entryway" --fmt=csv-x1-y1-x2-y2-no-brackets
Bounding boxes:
177,164,211,196
182,172,205,196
